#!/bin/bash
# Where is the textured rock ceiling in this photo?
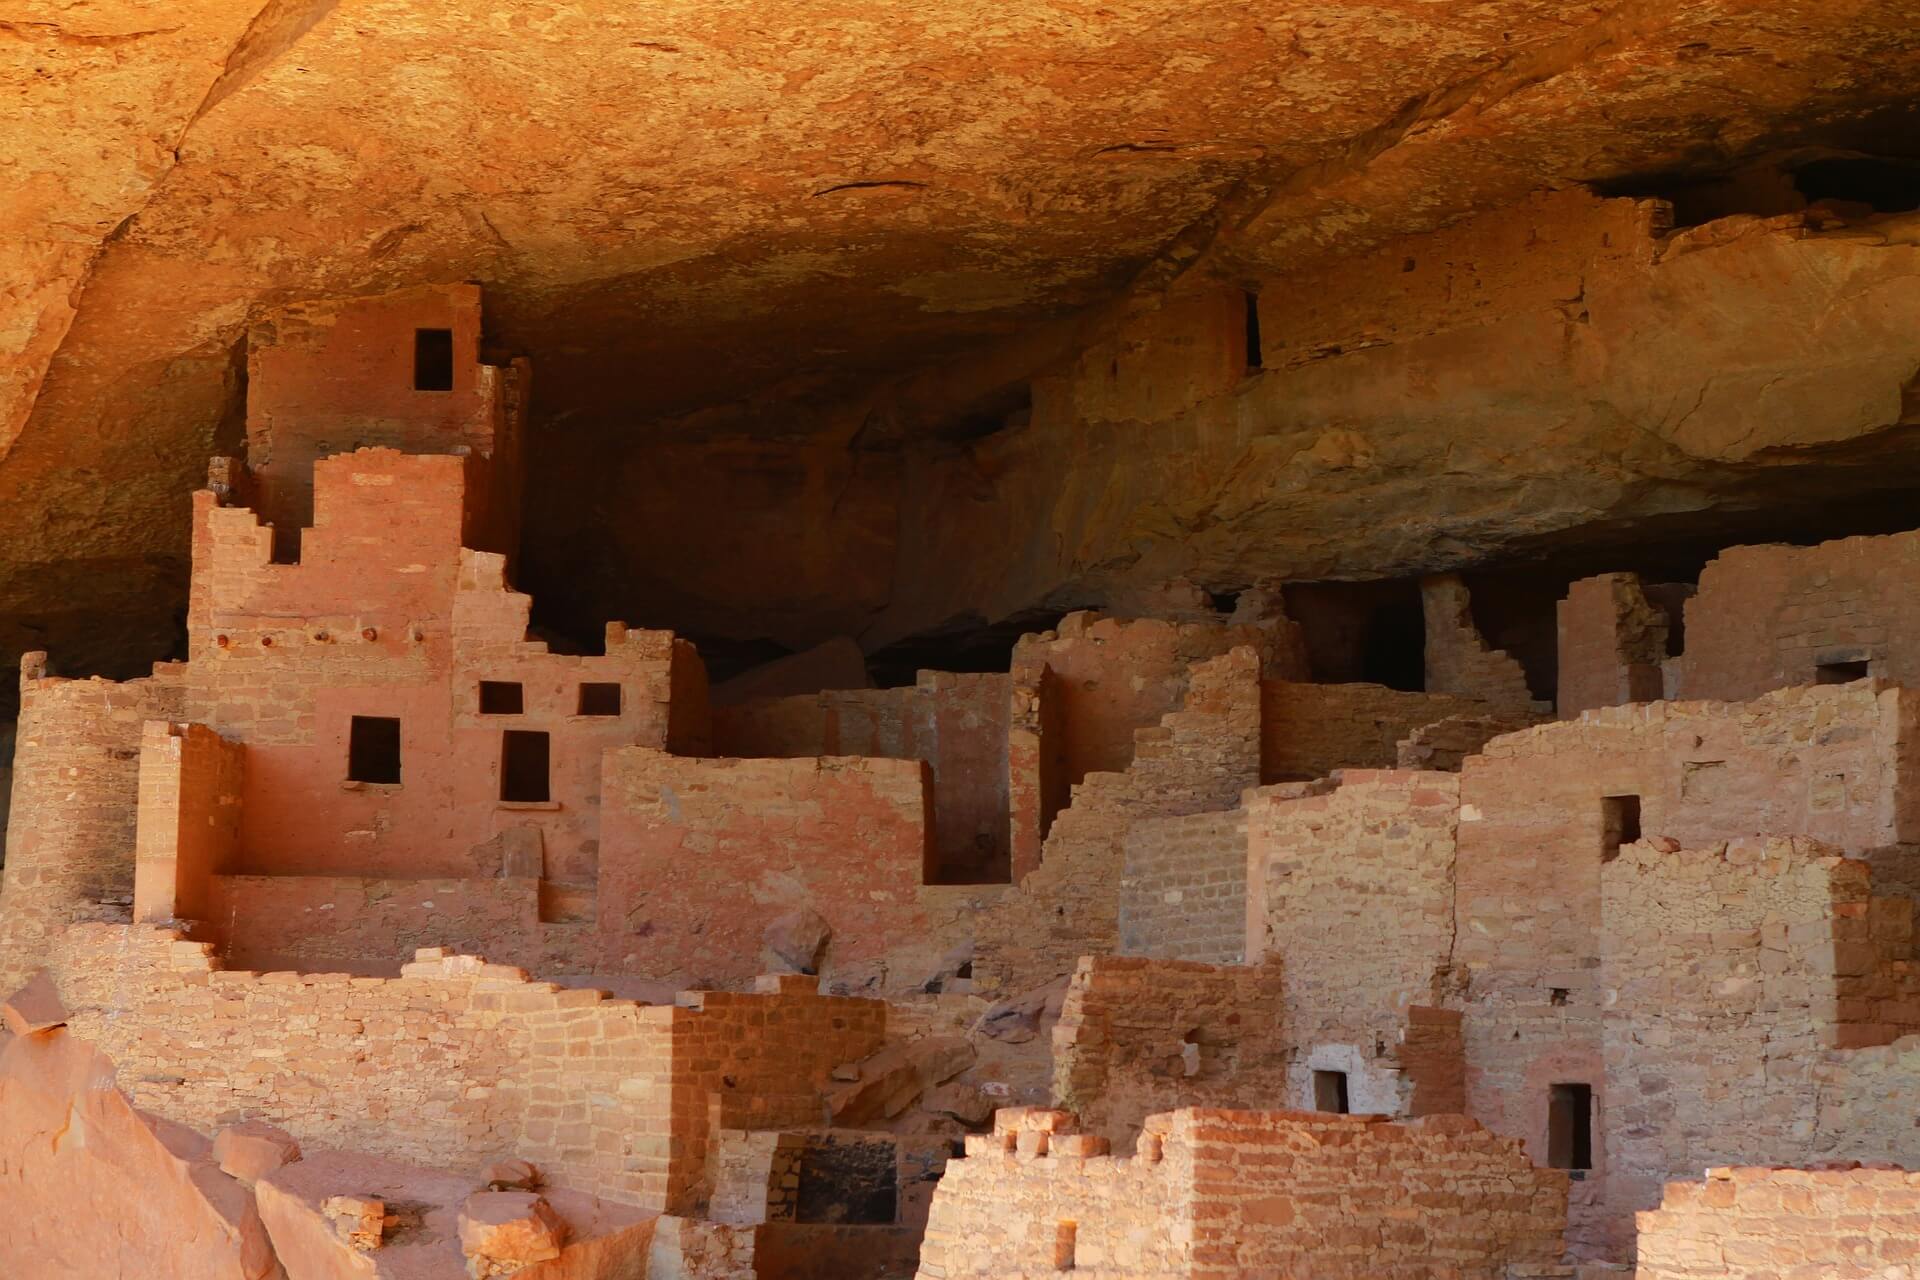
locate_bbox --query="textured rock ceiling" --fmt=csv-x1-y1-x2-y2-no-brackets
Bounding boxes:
3,0,1920,684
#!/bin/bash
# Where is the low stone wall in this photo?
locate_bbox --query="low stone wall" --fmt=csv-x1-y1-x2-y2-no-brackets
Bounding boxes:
1635,1166,1920,1279
915,1107,1567,1279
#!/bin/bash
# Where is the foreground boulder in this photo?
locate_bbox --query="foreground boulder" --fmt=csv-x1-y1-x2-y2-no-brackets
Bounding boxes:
0,1026,279,1279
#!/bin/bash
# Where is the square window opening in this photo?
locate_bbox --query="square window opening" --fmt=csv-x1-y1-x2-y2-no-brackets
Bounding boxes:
413,328,455,391
347,716,402,784
478,681,524,715
1548,1082,1593,1170
1313,1069,1350,1115
1817,659,1871,685
1601,794,1642,862
501,729,551,803
577,682,622,716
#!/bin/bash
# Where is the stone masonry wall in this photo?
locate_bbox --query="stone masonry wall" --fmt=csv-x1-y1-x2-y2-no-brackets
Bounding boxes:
1422,574,1540,714
1258,679,1487,782
1454,682,1920,1257
1678,529,1920,704
711,671,1013,884
1557,573,1669,717
1051,955,1288,1149
1116,807,1248,962
1600,836,1920,1249
1635,1167,1920,1280
0,658,185,990
914,1107,1567,1279
975,647,1263,997
1246,770,1461,1115
1395,709,1540,771
599,748,1002,992
132,720,245,925
46,925,884,1214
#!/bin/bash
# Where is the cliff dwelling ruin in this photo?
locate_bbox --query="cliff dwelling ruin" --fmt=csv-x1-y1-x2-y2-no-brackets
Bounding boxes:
4,4,1920,1278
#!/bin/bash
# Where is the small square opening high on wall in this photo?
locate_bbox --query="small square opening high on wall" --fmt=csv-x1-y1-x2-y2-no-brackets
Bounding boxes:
478,681,524,715
413,327,454,391
577,682,622,716
1313,1069,1350,1114
1548,1082,1593,1171
501,730,551,803
1600,794,1641,861
347,716,402,784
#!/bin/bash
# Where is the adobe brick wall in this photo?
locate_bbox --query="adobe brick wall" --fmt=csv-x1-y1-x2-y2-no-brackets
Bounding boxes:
1258,679,1488,782
1457,683,1920,1257
1635,1167,1920,1280
1116,807,1248,962
1007,612,1304,862
975,647,1262,997
243,284,528,559
599,747,1000,992
0,657,185,989
1557,573,1669,716
1422,574,1541,714
915,1107,1567,1279
1677,529,1920,703
712,671,1013,883
1600,837,1920,1251
132,721,244,925
1246,770,1460,1114
46,926,883,1214
1051,955,1287,1148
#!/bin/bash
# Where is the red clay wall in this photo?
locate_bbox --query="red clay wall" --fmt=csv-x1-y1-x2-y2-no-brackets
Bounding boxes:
915,1107,1566,1279
1557,572,1669,716
244,283,527,558
1677,529,1920,702
0,656,185,989
598,748,990,992
133,721,245,925
711,672,1012,883
1051,955,1287,1149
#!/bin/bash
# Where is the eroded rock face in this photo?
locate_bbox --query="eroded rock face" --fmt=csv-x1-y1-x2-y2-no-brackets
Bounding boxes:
0,1028,279,1280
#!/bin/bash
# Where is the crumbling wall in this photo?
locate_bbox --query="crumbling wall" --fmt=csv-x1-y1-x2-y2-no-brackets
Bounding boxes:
1008,613,1302,854
599,748,986,991
1257,679,1487,782
1678,529,1920,703
1635,1167,1920,1280
1051,955,1287,1149
1557,573,1670,716
1246,770,1461,1115
1599,836,1920,1248
1116,808,1248,962
1421,574,1539,713
1454,682,1920,1256
47,926,883,1214
1394,709,1539,771
132,721,245,926
712,672,1013,883
975,647,1262,997
0,658,185,989
915,1107,1566,1279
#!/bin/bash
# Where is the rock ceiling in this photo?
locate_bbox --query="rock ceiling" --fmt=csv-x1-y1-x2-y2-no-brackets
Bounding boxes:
4,0,1920,685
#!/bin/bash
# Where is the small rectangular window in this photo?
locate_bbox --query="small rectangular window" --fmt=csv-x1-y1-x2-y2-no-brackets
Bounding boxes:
1243,290,1263,371
1313,1069,1350,1114
500,729,551,803
1601,794,1641,861
413,328,454,391
478,681,524,715
1548,1082,1593,1170
577,682,622,716
347,716,401,784
1817,659,1870,685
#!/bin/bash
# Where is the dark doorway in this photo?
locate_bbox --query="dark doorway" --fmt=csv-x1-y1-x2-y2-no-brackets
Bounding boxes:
347,716,402,784
413,328,455,391
1548,1083,1593,1170
500,730,551,802
1313,1069,1351,1114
